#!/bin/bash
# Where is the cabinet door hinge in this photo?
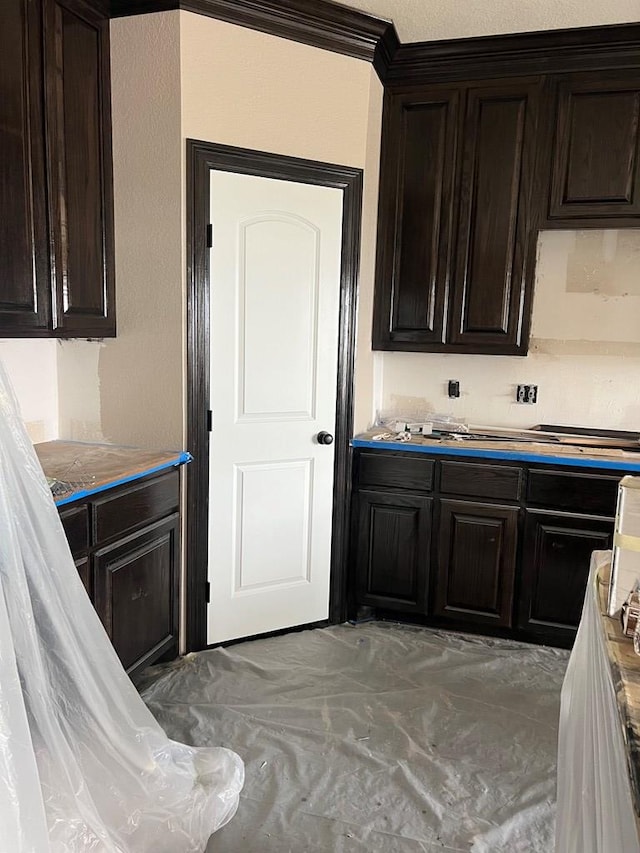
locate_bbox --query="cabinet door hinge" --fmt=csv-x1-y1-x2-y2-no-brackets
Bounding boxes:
205,581,210,604
207,409,213,432
206,224,213,248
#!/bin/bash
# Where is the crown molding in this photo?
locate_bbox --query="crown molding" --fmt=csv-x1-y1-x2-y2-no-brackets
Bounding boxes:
110,0,397,68
384,23,640,86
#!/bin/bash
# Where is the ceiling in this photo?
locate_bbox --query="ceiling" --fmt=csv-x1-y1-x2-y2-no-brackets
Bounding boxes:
346,0,640,43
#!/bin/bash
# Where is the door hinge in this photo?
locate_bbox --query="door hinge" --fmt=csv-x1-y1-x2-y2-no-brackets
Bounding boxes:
207,409,213,432
205,581,210,604
206,223,213,248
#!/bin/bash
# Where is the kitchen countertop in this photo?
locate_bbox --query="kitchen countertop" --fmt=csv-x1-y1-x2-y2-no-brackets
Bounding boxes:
35,440,192,506
597,567,640,821
353,431,640,472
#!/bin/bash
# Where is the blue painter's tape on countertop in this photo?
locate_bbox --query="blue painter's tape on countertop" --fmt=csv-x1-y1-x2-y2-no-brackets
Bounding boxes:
54,451,192,507
351,438,640,473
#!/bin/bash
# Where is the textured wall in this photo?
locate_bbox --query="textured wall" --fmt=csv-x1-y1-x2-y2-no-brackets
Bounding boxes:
353,69,383,433
349,0,640,42
180,14,374,164
0,339,59,442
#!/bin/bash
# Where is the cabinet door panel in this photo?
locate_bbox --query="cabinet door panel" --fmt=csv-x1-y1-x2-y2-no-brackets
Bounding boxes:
435,500,518,627
355,490,431,613
449,81,540,352
0,0,50,332
94,515,179,672
44,0,115,336
549,72,640,220
372,89,458,349
519,510,613,644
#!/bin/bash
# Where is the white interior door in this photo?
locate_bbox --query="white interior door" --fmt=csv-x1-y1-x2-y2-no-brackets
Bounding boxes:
207,170,344,644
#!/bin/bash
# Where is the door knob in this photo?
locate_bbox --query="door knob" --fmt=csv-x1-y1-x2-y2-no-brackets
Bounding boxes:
316,431,334,445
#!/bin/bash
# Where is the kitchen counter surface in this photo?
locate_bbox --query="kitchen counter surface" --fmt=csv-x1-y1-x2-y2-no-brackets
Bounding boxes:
353,431,640,472
35,440,191,506
597,567,640,821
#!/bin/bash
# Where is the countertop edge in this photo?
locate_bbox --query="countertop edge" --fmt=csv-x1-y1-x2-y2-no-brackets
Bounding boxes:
352,438,640,472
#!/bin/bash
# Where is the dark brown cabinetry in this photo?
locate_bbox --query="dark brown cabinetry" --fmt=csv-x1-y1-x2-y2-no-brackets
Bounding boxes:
1,0,50,332
435,500,518,627
58,468,180,677
372,87,458,348
350,448,620,648
94,515,179,671
373,78,540,355
518,511,613,645
0,0,114,338
547,72,640,224
354,489,432,613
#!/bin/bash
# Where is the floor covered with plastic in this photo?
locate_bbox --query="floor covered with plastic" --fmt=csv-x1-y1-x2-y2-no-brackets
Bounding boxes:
139,623,569,853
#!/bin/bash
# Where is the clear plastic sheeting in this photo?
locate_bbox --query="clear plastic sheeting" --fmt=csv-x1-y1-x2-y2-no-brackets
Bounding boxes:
0,360,243,853
140,621,569,853
556,551,640,853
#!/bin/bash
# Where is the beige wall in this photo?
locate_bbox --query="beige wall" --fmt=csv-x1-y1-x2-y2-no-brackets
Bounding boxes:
379,230,640,432
0,339,58,442
353,70,384,433
180,14,374,163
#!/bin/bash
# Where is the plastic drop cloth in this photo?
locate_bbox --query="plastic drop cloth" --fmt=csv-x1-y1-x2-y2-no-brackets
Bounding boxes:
0,360,243,853
140,620,569,853
556,550,640,853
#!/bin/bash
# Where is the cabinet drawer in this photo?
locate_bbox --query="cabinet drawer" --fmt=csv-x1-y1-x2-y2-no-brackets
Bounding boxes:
92,470,180,545
358,451,434,492
440,461,522,501
60,504,89,557
527,470,619,516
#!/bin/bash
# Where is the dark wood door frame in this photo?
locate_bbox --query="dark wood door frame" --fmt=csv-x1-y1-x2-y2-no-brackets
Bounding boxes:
185,139,363,652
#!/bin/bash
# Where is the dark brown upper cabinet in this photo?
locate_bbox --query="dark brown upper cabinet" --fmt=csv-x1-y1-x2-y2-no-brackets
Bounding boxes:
0,0,114,338
547,71,640,226
1,0,50,333
373,78,541,355
44,0,115,336
372,86,459,349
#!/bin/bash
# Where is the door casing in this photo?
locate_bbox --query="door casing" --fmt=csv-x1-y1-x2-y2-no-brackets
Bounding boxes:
185,139,363,651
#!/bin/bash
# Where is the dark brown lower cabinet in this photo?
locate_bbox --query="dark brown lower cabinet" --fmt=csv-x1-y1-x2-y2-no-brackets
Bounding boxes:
94,515,179,672
350,448,622,648
518,510,613,645
58,468,181,677
434,500,519,627
355,490,432,613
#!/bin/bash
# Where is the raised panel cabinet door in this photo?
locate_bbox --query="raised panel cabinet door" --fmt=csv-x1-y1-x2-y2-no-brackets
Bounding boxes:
372,87,459,350
434,500,519,627
549,72,640,221
448,79,541,353
44,0,115,336
93,515,179,674
518,510,613,645
354,490,432,614
0,0,50,333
